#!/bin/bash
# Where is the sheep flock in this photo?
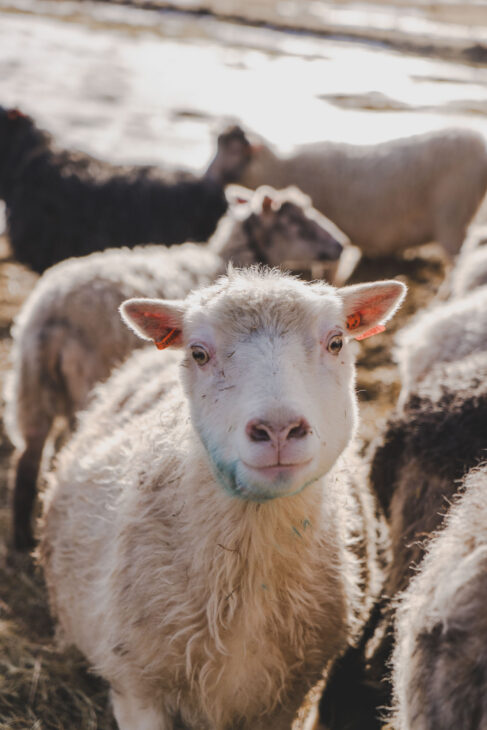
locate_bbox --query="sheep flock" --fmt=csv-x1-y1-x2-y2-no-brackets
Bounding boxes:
0,78,487,730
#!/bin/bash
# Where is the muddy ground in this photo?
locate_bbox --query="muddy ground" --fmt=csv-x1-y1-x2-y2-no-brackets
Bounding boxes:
0,226,446,728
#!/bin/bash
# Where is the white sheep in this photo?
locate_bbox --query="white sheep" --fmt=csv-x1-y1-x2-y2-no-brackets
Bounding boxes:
393,461,487,730
40,267,405,730
5,184,346,550
395,285,487,405
238,127,487,257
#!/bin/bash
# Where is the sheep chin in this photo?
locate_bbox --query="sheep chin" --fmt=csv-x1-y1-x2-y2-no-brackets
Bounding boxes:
206,444,318,502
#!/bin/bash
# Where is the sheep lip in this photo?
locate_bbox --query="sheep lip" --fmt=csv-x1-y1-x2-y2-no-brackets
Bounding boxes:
241,460,312,478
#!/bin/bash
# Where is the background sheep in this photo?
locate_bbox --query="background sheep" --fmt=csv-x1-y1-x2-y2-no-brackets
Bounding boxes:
320,352,487,729
395,285,487,404
4,184,346,549
393,462,487,730
40,267,405,730
234,127,487,258
0,107,250,273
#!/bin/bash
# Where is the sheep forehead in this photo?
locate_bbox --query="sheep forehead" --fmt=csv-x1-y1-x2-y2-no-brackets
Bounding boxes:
185,268,342,341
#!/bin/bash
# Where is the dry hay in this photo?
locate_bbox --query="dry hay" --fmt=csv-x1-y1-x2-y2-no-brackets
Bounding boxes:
0,540,116,729
0,234,445,728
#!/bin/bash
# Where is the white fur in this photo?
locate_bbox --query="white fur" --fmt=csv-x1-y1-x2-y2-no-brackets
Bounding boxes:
395,285,487,405
40,268,405,730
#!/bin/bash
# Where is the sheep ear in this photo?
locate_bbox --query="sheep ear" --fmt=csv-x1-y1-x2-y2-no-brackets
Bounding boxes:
339,280,406,340
226,184,252,207
7,108,27,121
120,298,186,349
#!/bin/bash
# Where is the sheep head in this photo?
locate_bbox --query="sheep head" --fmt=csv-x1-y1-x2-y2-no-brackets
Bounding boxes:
121,268,405,501
225,184,346,265
205,125,252,185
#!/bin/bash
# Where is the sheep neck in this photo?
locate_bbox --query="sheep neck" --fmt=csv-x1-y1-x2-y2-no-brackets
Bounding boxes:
159,440,352,724
179,436,346,614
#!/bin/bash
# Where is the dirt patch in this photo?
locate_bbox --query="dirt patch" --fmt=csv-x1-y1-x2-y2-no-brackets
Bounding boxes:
0,233,445,727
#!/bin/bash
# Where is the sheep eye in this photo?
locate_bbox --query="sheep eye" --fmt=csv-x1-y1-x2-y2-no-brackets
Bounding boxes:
191,345,210,366
327,334,343,355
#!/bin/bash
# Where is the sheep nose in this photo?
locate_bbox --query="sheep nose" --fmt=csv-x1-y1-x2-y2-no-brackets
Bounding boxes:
246,418,310,444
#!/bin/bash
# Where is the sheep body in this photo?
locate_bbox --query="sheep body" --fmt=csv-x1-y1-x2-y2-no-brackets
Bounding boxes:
40,268,404,729
5,185,345,549
4,242,219,451
319,352,487,729
0,108,250,273
393,463,487,730
395,285,487,403
239,128,487,257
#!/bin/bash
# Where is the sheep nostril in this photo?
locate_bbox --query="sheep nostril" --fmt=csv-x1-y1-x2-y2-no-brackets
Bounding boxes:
287,420,310,440
247,422,272,442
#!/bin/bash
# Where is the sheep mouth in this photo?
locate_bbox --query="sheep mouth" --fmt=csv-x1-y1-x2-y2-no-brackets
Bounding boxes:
232,459,317,502
240,459,313,486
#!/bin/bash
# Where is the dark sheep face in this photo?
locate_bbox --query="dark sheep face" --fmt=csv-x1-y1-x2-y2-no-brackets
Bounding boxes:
206,125,251,185
262,197,344,265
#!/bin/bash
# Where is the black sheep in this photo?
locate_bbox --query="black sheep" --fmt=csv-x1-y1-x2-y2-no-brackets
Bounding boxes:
0,107,250,272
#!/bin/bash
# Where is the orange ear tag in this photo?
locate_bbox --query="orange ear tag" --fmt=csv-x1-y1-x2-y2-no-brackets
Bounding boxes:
355,324,386,341
7,109,25,120
346,313,362,331
154,329,178,350
347,313,385,340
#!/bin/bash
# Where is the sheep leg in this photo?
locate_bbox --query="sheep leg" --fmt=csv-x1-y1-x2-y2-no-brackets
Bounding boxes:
13,430,49,550
111,689,171,730
434,214,467,260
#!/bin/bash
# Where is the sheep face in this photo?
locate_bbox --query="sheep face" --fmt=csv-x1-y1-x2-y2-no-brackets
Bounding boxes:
228,184,345,263
121,270,405,502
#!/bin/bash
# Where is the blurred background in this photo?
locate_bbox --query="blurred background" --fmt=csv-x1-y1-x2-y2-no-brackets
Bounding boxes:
0,1,487,728
0,0,486,178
